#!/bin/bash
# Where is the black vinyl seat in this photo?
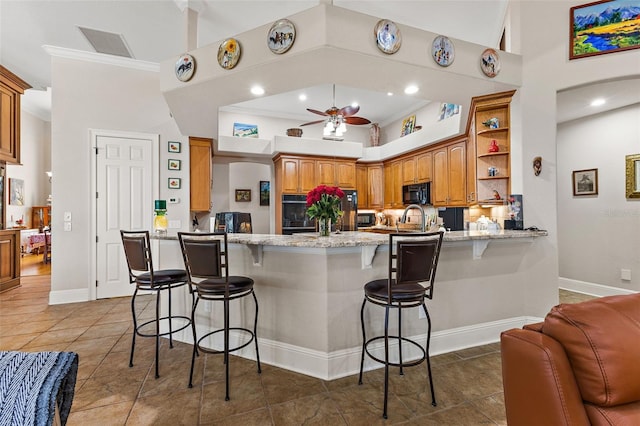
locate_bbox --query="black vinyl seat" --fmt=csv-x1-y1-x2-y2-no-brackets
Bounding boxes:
178,232,261,401
358,231,444,419
120,230,192,379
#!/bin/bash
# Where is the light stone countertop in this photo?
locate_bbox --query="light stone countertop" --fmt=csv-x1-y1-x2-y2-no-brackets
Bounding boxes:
151,229,548,248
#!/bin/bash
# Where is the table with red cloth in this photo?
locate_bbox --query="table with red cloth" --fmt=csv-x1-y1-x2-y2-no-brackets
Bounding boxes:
28,233,51,254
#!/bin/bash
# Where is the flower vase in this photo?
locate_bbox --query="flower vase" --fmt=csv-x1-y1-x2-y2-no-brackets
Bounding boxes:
318,218,331,237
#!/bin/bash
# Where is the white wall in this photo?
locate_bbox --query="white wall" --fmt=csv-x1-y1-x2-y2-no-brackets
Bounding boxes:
6,110,50,228
558,104,640,291
50,56,187,295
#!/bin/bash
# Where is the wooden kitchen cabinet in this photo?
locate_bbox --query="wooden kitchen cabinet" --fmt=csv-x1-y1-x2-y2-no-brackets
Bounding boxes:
0,66,30,164
356,163,383,209
0,229,21,293
402,152,432,185
276,155,316,194
189,137,213,212
316,158,356,189
384,160,403,208
432,140,467,207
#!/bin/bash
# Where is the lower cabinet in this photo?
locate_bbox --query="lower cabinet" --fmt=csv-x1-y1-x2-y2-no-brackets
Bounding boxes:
0,230,20,293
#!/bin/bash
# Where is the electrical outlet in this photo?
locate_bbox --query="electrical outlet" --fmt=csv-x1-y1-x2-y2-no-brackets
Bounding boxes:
168,220,181,229
63,222,72,231
168,197,179,204
621,269,632,281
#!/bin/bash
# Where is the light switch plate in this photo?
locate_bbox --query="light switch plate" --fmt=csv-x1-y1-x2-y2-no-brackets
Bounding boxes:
63,222,72,231
64,211,72,221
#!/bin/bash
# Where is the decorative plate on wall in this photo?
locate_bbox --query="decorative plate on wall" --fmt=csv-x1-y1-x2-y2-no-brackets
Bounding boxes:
174,54,195,82
431,35,455,67
480,48,501,78
218,38,241,70
374,19,401,54
268,19,296,54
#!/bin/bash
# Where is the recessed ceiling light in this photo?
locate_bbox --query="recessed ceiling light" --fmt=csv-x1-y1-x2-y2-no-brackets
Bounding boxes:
590,98,605,107
387,92,394,96
250,85,265,96
298,94,307,101
404,85,419,95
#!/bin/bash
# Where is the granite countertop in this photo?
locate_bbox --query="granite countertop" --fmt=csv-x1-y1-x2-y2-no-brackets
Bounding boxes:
152,229,548,248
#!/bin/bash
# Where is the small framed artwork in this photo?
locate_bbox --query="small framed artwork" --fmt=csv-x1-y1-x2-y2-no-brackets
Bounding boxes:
174,54,195,82
625,154,640,199
572,168,598,196
432,35,455,67
9,178,24,206
400,115,416,137
168,141,181,153
233,122,258,138
570,0,640,60
235,189,251,202
168,178,181,189
168,159,181,170
259,181,270,206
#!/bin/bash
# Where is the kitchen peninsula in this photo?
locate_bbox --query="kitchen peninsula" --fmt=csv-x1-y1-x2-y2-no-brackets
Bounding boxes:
152,229,547,380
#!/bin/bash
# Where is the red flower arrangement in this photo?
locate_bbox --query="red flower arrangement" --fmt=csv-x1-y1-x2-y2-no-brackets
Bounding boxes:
305,185,345,222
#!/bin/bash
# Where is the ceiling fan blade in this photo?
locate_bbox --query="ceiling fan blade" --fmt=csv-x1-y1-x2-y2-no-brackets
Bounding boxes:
344,116,371,125
338,105,360,117
299,119,326,126
306,108,329,116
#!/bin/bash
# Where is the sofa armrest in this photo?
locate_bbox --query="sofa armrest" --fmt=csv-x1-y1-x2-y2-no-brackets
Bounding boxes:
501,328,590,426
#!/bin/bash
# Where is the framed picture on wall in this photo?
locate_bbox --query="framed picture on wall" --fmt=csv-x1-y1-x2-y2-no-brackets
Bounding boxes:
9,178,24,206
168,178,181,189
259,181,270,206
168,159,181,170
570,0,640,60
168,141,181,153
400,115,415,137
235,189,251,202
572,168,598,196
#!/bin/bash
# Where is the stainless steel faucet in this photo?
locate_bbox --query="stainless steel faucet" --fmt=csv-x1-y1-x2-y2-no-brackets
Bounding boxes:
399,204,426,232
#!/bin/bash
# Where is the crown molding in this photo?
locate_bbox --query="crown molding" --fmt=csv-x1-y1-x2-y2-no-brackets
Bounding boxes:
42,45,159,73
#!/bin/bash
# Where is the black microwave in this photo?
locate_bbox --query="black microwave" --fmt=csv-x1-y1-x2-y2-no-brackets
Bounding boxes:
402,183,431,205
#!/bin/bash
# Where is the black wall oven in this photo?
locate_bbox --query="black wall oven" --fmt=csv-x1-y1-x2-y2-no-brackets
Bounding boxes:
282,194,315,234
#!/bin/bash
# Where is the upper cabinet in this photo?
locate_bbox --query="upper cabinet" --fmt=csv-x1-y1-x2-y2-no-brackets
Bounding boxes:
471,91,514,204
356,163,383,209
317,158,356,189
0,66,31,164
432,140,467,207
189,137,213,212
277,155,317,194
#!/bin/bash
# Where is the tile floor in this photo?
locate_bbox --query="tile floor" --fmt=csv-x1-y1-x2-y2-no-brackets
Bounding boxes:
0,277,595,425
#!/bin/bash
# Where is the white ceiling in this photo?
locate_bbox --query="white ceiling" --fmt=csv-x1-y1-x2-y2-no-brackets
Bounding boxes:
3,0,638,124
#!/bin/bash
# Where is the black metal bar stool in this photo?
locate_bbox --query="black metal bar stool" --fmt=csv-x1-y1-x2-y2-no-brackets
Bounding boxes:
358,231,444,419
120,230,192,379
178,232,261,401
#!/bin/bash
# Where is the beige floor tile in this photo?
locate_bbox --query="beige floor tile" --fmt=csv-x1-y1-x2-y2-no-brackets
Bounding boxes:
200,374,266,418
200,408,273,426
270,393,346,425
67,400,133,426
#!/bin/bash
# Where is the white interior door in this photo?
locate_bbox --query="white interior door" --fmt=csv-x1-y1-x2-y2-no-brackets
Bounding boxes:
95,132,157,299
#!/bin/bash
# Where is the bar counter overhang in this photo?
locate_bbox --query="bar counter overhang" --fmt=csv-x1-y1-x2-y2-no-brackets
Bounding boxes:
151,230,548,380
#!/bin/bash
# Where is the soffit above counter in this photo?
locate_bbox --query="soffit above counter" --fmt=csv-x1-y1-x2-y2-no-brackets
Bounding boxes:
160,3,521,145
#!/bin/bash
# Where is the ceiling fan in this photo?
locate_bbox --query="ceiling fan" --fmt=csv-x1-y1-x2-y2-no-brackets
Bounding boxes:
299,85,371,139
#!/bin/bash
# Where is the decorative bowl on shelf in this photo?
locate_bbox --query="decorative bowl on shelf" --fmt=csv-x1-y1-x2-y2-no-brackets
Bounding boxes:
286,128,303,137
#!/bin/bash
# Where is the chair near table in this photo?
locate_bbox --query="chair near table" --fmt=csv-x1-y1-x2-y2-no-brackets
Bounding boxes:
178,231,261,401
358,231,444,419
120,230,193,379
43,228,52,264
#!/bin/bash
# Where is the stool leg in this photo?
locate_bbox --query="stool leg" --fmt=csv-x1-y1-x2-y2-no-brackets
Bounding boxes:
129,287,139,368
398,304,404,376
155,290,161,379
252,291,262,374
358,299,367,385
423,302,437,407
224,297,230,401
188,297,200,388
191,289,199,358
383,305,390,419
168,285,174,349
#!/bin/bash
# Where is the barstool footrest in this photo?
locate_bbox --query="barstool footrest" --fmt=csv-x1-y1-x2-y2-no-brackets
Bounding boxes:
364,335,427,368
135,315,192,338
195,327,256,355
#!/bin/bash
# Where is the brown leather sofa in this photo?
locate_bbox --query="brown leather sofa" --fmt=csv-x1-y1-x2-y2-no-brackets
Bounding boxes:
501,293,640,425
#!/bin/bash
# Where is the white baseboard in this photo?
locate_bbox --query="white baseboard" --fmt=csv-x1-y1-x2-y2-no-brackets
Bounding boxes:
559,278,637,297
230,315,543,380
49,288,89,305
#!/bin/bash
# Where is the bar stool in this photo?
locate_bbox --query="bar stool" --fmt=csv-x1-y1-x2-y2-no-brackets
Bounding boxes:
358,231,444,419
177,232,261,401
120,230,192,379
